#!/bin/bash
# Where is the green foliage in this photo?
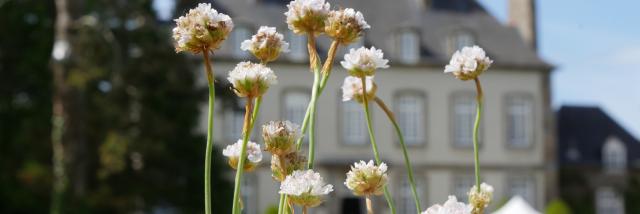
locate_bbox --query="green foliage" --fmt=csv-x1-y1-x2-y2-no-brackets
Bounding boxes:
264,205,279,214
545,199,572,214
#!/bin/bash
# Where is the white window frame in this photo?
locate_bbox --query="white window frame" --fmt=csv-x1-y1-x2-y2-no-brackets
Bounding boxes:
452,92,479,148
398,174,424,214
395,92,426,146
230,26,251,59
507,175,536,206
452,174,474,203
283,89,311,143
341,100,368,145
596,187,625,214
287,31,307,62
505,95,534,148
449,30,475,54
603,137,626,174
397,30,420,64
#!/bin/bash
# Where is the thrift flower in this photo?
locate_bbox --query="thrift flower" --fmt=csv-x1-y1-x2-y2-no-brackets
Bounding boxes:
284,0,331,34
240,26,290,63
325,8,370,44
444,46,493,81
341,76,377,103
262,120,301,155
279,169,334,207
422,196,472,214
341,46,389,77
227,62,278,98
468,183,494,214
222,140,263,171
172,3,233,53
344,160,388,196
270,152,306,182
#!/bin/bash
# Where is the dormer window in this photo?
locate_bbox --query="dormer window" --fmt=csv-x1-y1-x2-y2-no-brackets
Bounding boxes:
397,30,420,64
449,30,475,54
287,31,307,62
230,26,251,59
603,137,626,173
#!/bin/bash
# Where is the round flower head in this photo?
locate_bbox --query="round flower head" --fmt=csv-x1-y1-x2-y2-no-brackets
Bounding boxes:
325,8,370,44
172,3,233,53
279,169,334,207
444,45,493,81
344,160,388,196
284,0,331,34
468,183,493,214
422,196,473,214
342,76,377,103
341,46,389,77
222,140,263,171
227,62,278,98
240,26,290,63
262,120,301,155
271,152,306,182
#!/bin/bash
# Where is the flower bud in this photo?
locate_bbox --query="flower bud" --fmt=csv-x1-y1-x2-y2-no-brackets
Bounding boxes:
284,0,331,34
325,8,370,44
172,3,233,53
262,120,301,155
444,46,493,81
270,152,306,182
222,140,263,172
468,183,494,214
341,76,377,104
340,46,389,77
279,169,333,208
227,62,278,98
241,26,290,63
344,160,388,196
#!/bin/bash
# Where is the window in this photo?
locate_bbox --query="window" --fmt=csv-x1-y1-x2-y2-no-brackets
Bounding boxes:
241,174,257,214
506,95,533,148
508,176,535,205
396,93,425,145
284,90,310,143
603,137,626,173
452,174,474,203
596,187,624,214
224,102,245,141
230,26,251,59
399,175,423,214
342,101,367,145
449,31,475,54
287,31,307,62
397,31,420,64
452,93,478,148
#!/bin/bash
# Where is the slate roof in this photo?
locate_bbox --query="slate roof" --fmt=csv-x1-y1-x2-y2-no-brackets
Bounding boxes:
204,0,551,69
557,106,640,167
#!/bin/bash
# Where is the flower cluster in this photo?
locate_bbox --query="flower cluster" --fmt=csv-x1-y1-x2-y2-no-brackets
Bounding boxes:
241,26,290,63
444,46,493,81
284,0,331,34
262,120,301,155
270,152,306,182
468,183,494,214
422,196,473,214
279,169,334,207
222,140,263,172
227,61,278,98
344,160,388,196
325,8,370,44
341,76,377,103
341,46,389,77
172,3,233,53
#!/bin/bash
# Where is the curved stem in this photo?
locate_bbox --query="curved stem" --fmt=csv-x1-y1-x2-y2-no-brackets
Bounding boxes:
360,77,396,214
473,78,483,192
306,70,321,168
373,97,422,212
202,50,215,214
232,98,255,214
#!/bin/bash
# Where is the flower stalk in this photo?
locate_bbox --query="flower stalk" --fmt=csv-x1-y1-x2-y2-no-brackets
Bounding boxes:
366,196,374,214
232,97,255,214
472,78,483,193
202,49,215,214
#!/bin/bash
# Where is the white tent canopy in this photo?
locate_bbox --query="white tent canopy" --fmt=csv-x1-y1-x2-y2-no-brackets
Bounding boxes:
492,196,541,214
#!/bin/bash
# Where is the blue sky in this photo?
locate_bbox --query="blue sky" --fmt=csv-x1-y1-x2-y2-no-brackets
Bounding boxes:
479,0,640,138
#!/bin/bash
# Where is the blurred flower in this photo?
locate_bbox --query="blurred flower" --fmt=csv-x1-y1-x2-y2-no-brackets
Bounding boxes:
341,76,377,103
468,182,493,214
262,120,301,155
340,46,389,77
422,196,472,214
222,140,263,171
172,3,233,53
284,0,331,34
227,62,278,98
444,46,493,81
270,152,306,182
344,160,388,196
325,8,370,44
279,169,333,207
241,26,290,63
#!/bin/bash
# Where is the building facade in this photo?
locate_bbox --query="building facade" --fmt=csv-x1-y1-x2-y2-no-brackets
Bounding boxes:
196,0,553,213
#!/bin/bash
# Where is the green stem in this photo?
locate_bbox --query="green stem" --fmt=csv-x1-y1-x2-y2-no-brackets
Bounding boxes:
306,69,321,169
251,96,262,128
360,77,396,214
277,194,286,214
232,98,255,214
374,97,422,212
202,50,215,214
473,78,483,192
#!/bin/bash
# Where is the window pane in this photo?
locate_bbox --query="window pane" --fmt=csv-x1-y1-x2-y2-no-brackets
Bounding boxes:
287,32,306,62
399,32,419,64
508,176,535,205
453,94,475,147
597,187,624,214
230,27,251,59
507,96,533,147
399,175,423,214
396,94,425,145
284,91,310,143
453,174,474,202
225,107,244,141
343,101,367,145
451,32,475,53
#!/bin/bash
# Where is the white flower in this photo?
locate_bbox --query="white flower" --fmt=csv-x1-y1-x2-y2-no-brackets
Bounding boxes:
262,120,302,155
172,3,233,53
280,169,334,207
240,26,290,63
422,196,473,214
344,160,388,196
340,46,389,77
227,62,278,97
284,0,331,34
325,8,370,44
341,76,377,103
222,140,263,171
468,182,494,213
444,45,493,81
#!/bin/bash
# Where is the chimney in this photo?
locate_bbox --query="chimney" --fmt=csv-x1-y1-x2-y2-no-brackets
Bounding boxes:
509,0,537,50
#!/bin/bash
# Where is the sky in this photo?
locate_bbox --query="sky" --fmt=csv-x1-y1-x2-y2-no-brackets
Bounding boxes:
478,0,640,139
